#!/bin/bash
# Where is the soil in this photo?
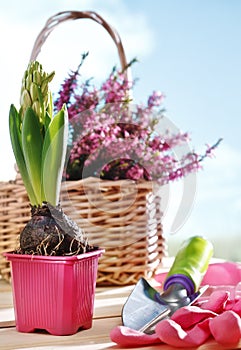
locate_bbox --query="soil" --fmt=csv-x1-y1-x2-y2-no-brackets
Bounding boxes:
18,202,98,256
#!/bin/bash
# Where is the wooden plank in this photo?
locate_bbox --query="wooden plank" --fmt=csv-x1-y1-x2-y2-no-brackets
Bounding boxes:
0,279,15,328
0,295,126,328
0,292,13,309
0,317,118,350
0,317,241,350
0,280,11,291
0,280,136,328
1,288,241,348
0,308,14,326
0,286,130,328
0,320,15,328
2,260,240,349
0,279,13,310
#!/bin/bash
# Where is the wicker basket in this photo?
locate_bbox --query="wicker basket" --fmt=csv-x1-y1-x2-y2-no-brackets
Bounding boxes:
0,174,30,282
0,11,166,285
61,177,165,285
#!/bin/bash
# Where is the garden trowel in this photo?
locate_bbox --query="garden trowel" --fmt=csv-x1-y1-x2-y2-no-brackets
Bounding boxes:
122,235,213,334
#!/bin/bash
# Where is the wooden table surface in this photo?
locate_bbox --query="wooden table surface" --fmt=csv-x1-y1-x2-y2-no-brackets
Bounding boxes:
1,275,241,350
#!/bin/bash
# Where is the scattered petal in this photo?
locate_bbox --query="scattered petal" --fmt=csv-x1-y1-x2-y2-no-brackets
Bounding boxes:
201,290,229,313
156,318,211,348
209,310,241,345
171,305,216,329
232,298,241,317
109,326,161,346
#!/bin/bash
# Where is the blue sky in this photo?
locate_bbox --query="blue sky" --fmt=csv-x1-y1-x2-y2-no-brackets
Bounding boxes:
1,0,241,259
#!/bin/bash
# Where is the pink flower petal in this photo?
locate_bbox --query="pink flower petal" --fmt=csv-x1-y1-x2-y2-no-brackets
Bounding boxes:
232,298,241,316
209,310,241,345
109,326,161,347
202,262,241,286
201,290,229,313
156,318,211,348
171,305,216,329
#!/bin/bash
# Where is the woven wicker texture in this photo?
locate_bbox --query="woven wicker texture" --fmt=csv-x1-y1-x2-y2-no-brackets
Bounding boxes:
61,178,166,285
0,176,166,285
0,11,166,285
0,176,30,281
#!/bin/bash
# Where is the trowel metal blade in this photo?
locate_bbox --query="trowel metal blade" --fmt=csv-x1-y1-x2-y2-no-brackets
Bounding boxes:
122,277,170,331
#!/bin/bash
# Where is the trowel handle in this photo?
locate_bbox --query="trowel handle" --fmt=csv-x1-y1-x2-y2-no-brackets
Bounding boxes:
164,236,213,295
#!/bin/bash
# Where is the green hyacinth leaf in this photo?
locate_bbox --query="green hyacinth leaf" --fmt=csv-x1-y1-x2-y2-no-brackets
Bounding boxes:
9,104,38,205
22,107,43,204
41,105,68,206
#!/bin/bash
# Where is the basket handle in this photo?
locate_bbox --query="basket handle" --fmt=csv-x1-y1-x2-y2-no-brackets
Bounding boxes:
30,10,130,80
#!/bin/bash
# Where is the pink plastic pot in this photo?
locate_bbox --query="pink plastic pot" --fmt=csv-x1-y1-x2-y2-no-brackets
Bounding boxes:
4,249,104,335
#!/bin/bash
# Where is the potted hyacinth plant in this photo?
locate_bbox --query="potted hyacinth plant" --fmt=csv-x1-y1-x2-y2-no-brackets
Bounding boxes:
4,61,103,336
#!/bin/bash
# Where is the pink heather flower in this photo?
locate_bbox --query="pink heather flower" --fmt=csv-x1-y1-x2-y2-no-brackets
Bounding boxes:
148,91,164,108
55,55,222,183
101,68,132,104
